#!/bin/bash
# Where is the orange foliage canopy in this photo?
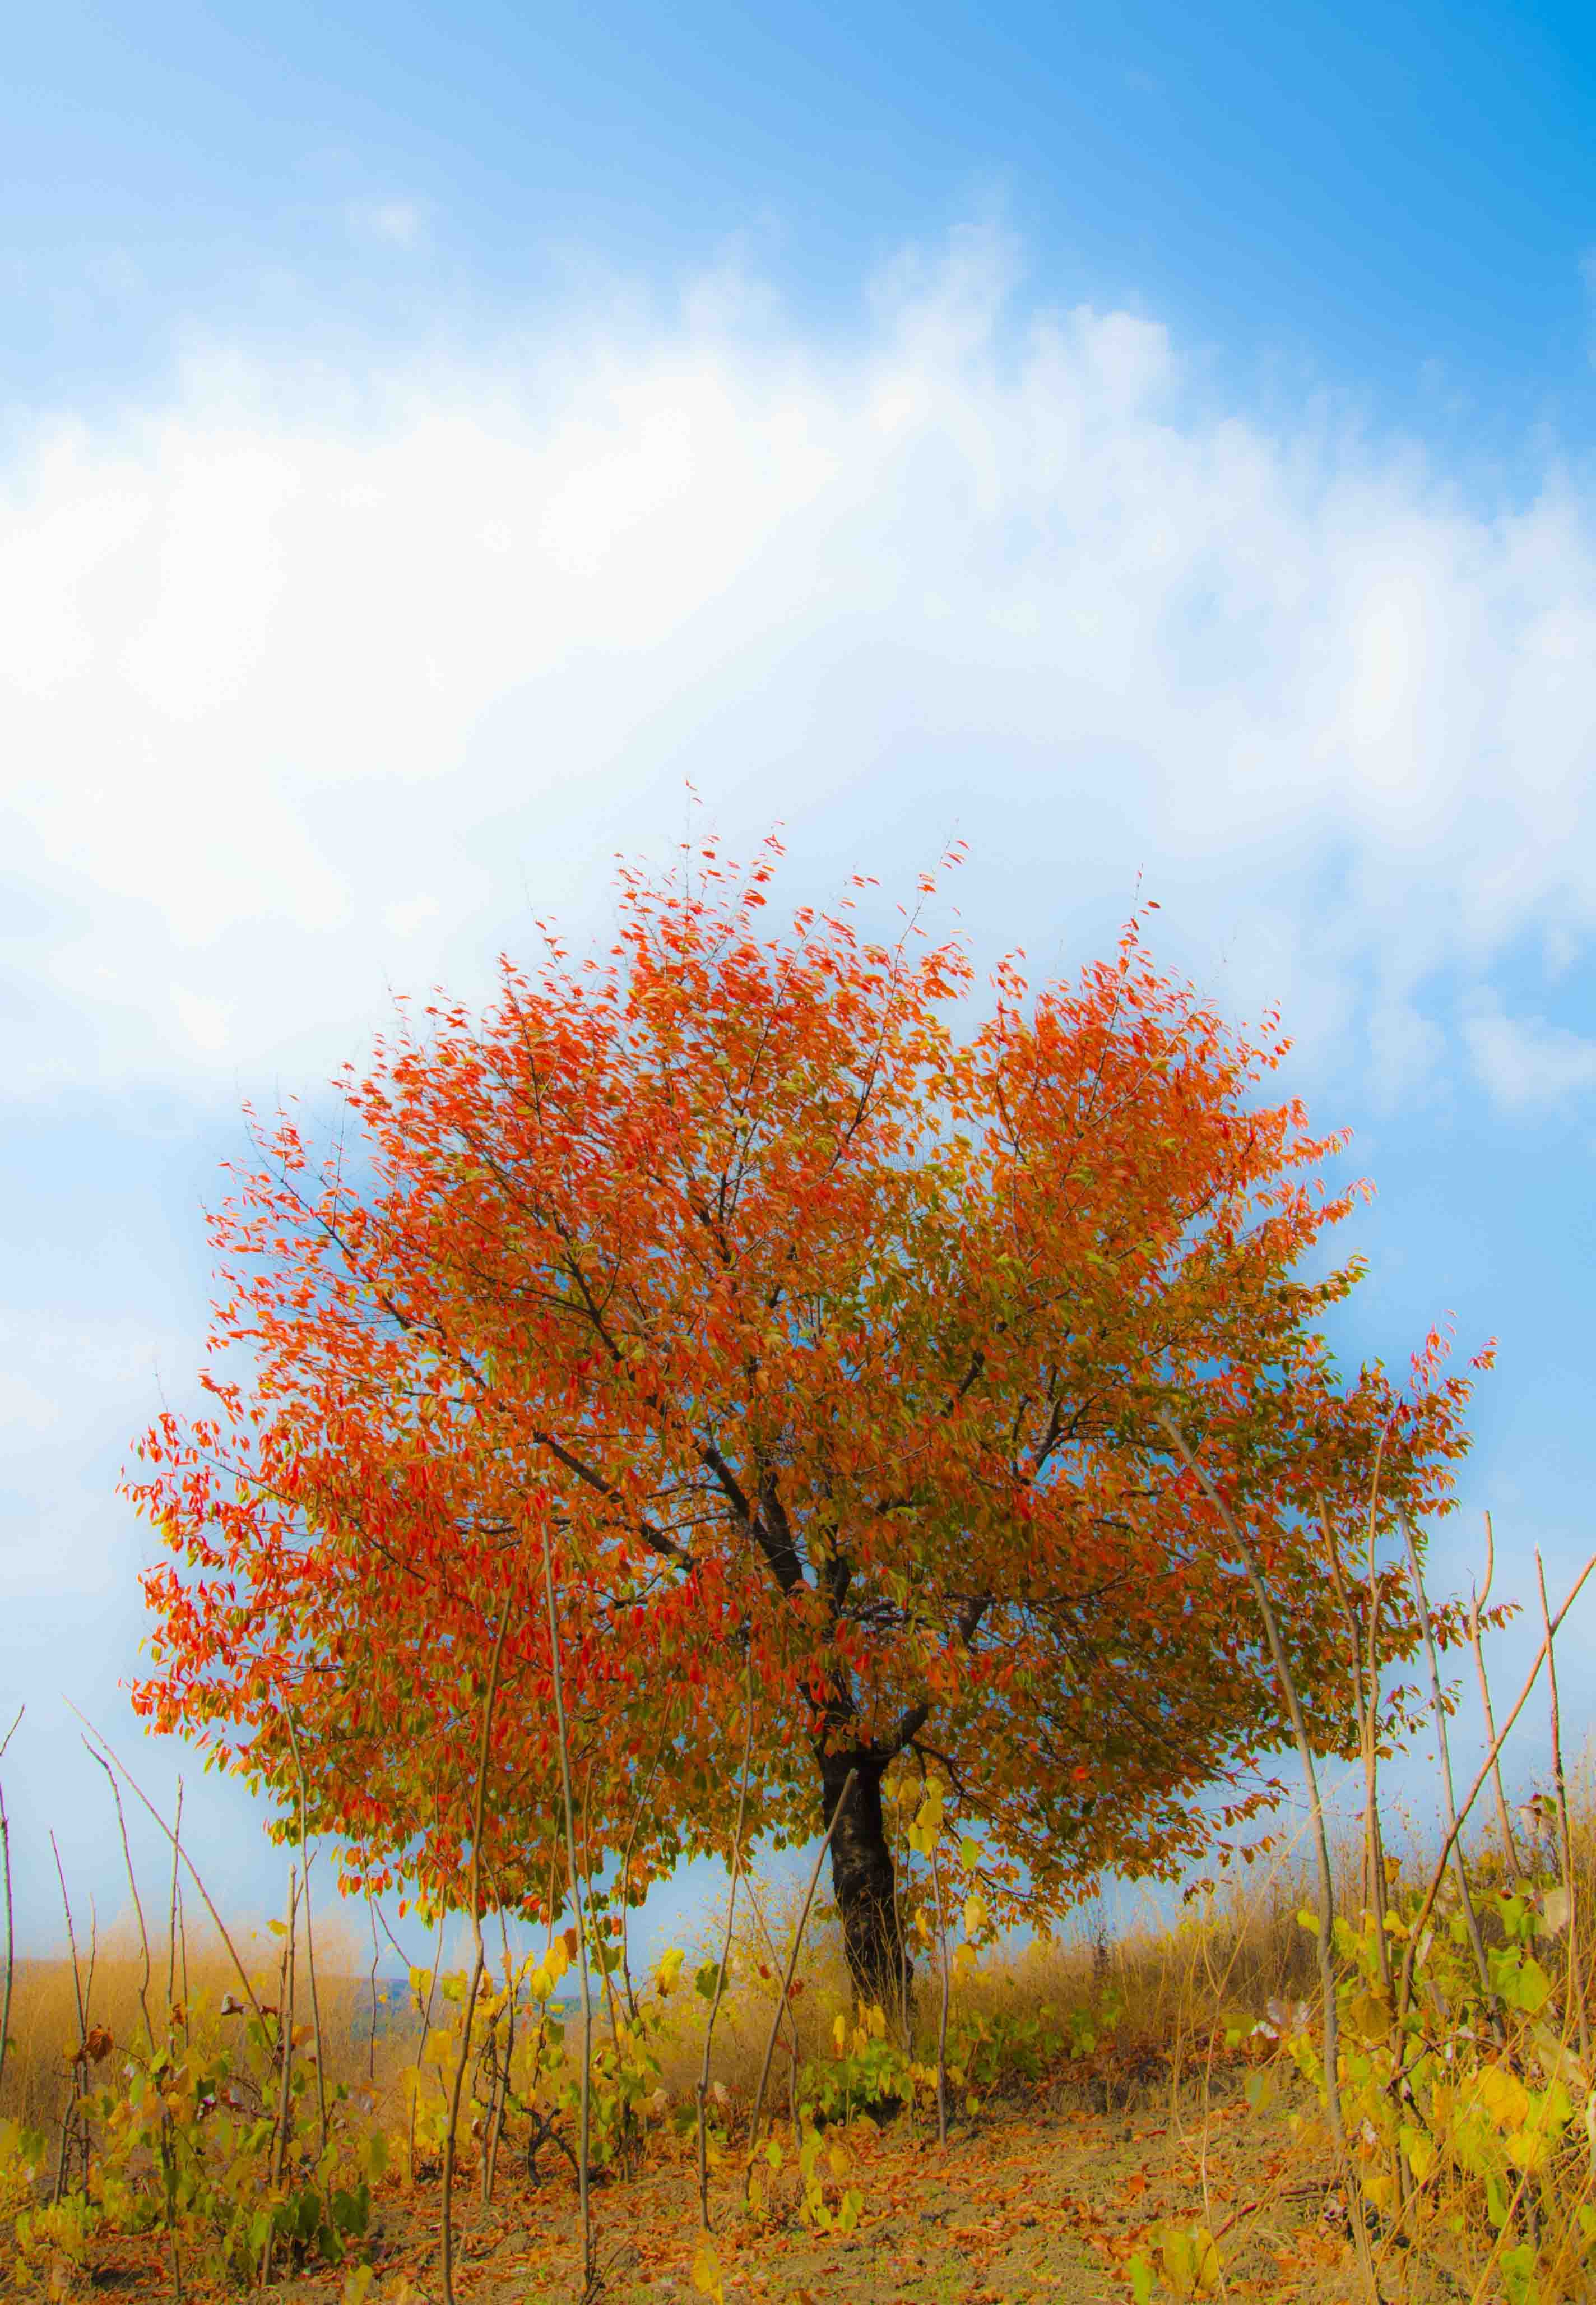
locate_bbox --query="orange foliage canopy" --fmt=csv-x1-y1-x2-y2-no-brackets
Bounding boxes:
127,839,1483,1973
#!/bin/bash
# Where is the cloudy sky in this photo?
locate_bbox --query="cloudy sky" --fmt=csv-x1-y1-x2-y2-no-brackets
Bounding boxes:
4,0,1595,1956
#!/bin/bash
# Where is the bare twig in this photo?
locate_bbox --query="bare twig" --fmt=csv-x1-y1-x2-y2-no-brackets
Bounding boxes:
542,1524,595,2295
1316,1510,1391,1998
745,1767,857,2187
1162,1410,1379,2304
1402,1511,1494,2007
69,1711,262,2020
261,1868,300,2292
698,1650,757,2229
86,1744,155,2045
283,1707,330,2153
1398,1550,1596,2022
1537,1550,1590,2065
50,1834,89,2206
0,1705,21,2104
1471,1514,1520,1876
167,1779,183,2028
441,1588,516,2305
365,1896,382,2085
930,1834,952,2148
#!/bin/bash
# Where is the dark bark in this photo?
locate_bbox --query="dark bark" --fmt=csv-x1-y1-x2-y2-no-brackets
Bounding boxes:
822,1757,911,2018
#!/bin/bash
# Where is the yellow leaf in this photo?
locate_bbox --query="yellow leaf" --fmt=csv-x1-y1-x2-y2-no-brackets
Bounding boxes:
833,2012,848,2053
657,1947,685,1994
690,2238,724,2303
963,1895,987,1937
828,2141,848,2178
1476,2065,1531,2130
423,2028,454,2065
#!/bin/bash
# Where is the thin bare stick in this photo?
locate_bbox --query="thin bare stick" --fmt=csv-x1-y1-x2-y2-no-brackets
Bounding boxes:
1361,1432,1389,1916
615,1756,663,2025
406,1914,446,2186
1162,1411,1378,2304
1316,1510,1391,1998
365,1897,382,2085
69,1711,262,2020
741,1877,803,2147
86,1745,154,2045
441,1587,515,2305
283,1709,330,2154
1537,1550,1590,2064
52,1834,88,2042
697,1650,757,2230
1398,1549,1596,2021
167,1780,182,2025
1401,1511,1494,2005
744,1766,857,2191
930,1836,952,2148
261,1868,299,2293
483,1901,516,2202
1471,1515,1520,1876
0,1705,21,2104
50,1835,89,2206
541,1524,594,2296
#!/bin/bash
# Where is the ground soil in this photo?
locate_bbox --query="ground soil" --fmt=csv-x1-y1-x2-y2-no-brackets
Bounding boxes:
42,2053,1380,2305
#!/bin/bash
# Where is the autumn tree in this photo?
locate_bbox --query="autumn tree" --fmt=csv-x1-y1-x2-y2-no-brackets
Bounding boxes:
129,839,1483,2005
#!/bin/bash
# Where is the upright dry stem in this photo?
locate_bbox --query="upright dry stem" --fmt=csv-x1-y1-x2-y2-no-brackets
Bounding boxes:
1317,1510,1392,1998
71,1712,262,2020
87,1745,154,2043
1472,1515,1521,1876
261,1868,299,2293
365,1897,382,2085
744,1766,857,2187
440,1589,515,2305
1402,1511,1495,2007
50,1834,89,2205
167,1780,183,2027
541,1524,593,2297
1398,1550,1596,2021
283,1709,330,2154
1162,1410,1378,2304
929,1838,951,2148
1537,1550,1590,2064
698,1651,756,2229
0,1705,21,2105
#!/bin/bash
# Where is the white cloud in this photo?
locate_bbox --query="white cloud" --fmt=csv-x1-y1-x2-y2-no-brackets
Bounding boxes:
0,1370,60,1436
1,225,1594,1107
382,894,439,938
171,984,230,1050
347,199,429,249
1463,1004,1596,1109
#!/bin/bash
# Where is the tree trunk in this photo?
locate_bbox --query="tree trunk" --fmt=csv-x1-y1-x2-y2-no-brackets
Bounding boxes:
822,1758,911,2017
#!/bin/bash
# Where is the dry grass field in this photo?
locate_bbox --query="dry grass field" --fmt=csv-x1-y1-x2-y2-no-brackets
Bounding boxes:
3,1795,1593,2305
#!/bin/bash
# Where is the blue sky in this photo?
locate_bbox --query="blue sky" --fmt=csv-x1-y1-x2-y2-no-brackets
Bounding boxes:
3,0,1595,1963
